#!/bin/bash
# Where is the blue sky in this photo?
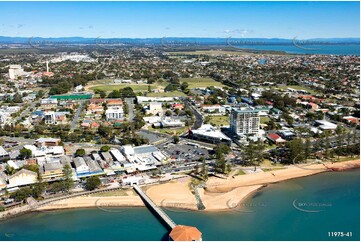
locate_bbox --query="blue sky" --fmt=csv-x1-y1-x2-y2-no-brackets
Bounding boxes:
0,1,359,38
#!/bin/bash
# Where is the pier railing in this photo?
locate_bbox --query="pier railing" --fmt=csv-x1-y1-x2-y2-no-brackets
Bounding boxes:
133,184,176,229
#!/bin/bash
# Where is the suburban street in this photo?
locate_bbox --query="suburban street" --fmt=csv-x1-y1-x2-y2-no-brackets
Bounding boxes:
70,100,85,131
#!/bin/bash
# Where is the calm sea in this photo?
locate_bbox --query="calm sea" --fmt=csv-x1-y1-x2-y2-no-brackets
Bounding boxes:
0,169,359,241
236,44,360,55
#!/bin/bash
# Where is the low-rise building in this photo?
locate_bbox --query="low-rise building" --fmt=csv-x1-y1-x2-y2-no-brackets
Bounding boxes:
73,157,90,175
8,169,38,188
0,146,10,162
188,124,231,145
105,107,124,121
267,133,286,144
42,162,63,181
201,104,226,114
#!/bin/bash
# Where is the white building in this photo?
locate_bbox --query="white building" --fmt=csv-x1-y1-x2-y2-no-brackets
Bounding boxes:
230,108,260,136
41,98,58,106
73,157,90,174
44,111,56,124
8,65,24,79
8,169,38,188
314,120,337,131
0,112,10,124
161,118,185,128
202,105,226,114
145,102,163,115
105,107,124,121
0,146,10,162
190,124,231,145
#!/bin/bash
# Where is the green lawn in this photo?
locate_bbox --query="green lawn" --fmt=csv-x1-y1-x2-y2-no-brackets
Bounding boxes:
208,115,230,127
260,159,284,167
180,77,225,89
235,170,246,176
260,116,270,124
167,50,255,56
90,189,135,197
146,91,187,97
148,126,189,136
258,85,318,95
89,84,158,92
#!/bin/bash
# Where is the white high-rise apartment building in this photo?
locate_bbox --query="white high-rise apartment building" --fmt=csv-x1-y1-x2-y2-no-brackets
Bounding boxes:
230,108,260,136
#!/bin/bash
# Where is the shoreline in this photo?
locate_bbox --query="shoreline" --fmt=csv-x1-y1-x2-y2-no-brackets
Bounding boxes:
1,159,359,220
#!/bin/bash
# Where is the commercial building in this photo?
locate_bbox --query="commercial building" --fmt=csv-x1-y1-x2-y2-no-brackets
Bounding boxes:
8,65,24,79
8,169,38,188
230,108,260,136
105,107,124,121
0,146,10,162
44,111,56,124
188,124,231,145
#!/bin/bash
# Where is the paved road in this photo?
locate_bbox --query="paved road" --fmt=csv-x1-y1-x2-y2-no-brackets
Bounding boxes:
125,98,135,121
70,100,85,131
180,97,203,129
13,90,49,123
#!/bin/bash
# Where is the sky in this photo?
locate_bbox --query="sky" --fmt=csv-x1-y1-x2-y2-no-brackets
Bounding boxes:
0,1,359,39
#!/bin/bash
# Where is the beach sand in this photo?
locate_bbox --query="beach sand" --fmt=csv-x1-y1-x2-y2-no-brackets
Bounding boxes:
37,159,359,212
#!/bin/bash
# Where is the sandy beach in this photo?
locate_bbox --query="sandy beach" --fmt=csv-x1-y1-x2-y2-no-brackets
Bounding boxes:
35,159,359,212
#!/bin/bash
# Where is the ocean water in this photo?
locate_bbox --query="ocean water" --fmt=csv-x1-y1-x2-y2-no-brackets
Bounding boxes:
233,44,360,55
0,170,359,241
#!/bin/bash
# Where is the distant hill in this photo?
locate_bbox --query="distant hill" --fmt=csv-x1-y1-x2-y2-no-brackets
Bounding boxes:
0,36,359,45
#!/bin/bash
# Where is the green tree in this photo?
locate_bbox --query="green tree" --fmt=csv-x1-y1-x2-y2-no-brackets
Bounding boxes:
200,160,208,180
62,164,74,193
85,176,101,191
215,156,226,174
10,187,32,202
287,139,305,163
173,135,180,144
4,165,16,175
75,149,86,157
244,141,256,165
180,82,189,91
19,148,32,159
100,146,111,152
165,110,172,116
304,138,312,160
32,172,46,199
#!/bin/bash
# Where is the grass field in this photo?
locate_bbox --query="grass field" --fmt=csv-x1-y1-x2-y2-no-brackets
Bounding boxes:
276,85,318,95
207,115,230,127
166,49,292,56
90,189,135,197
148,126,189,136
146,91,187,97
260,116,270,124
260,159,284,168
89,84,158,92
167,50,255,56
180,77,225,88
259,85,318,95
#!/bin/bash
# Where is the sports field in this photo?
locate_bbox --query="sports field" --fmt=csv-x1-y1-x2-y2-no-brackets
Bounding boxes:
180,77,225,88
146,91,187,97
